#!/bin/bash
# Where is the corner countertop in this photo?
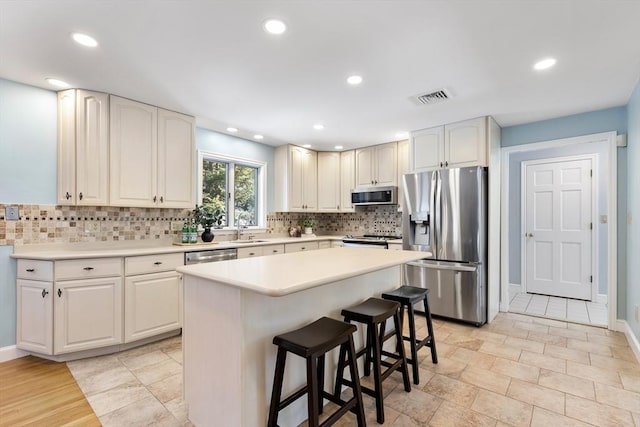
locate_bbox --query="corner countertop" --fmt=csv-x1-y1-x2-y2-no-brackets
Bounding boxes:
176,247,429,297
9,235,344,260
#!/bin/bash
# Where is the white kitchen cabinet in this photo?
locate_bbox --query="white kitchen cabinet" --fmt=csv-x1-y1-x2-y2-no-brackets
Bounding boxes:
397,139,410,212
317,152,341,212
237,246,263,258
274,145,318,212
262,244,285,256
285,241,319,253
124,271,182,343
54,276,123,354
17,279,53,354
355,142,397,187
110,96,194,208
340,150,356,212
57,89,109,206
411,117,488,172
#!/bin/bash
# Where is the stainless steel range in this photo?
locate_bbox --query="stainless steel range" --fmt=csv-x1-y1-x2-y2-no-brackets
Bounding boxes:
342,234,402,249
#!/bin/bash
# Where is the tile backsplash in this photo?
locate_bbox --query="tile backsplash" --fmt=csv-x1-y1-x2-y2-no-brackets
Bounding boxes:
0,204,402,246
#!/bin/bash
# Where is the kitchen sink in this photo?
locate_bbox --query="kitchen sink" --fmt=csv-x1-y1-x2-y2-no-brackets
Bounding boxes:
234,239,269,244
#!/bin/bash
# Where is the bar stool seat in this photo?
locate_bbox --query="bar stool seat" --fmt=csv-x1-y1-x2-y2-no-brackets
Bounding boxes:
335,297,411,424
268,316,366,427
382,286,438,385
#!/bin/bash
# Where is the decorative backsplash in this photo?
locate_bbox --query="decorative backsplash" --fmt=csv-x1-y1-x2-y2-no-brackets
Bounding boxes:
0,204,402,246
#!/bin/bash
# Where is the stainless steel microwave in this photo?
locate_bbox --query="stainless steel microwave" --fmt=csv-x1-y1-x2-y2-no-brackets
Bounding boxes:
351,186,398,205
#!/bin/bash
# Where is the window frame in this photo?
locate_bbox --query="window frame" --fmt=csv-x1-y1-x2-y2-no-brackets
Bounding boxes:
197,150,267,229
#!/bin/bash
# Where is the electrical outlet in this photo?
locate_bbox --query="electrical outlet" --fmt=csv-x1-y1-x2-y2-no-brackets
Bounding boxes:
171,221,184,231
84,220,100,234
600,215,608,224
5,206,19,220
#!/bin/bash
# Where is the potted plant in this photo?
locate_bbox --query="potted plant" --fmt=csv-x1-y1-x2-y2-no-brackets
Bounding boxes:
192,205,225,242
302,217,316,235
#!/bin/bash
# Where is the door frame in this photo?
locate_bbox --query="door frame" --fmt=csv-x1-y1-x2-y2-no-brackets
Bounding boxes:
500,131,617,329
520,154,598,301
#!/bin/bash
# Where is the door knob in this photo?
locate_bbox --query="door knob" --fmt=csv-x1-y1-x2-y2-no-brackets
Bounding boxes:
527,233,534,237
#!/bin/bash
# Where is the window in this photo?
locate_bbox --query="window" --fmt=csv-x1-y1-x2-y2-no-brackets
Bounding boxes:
198,151,266,228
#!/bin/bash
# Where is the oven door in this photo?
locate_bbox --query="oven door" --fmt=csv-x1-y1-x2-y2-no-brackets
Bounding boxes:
342,240,388,249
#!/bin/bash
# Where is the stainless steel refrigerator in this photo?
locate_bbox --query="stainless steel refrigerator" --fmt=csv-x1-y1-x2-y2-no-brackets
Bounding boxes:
402,166,487,325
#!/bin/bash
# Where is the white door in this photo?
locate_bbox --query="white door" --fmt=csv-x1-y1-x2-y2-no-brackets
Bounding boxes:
524,158,593,300
374,142,398,186
355,147,375,187
411,126,444,172
317,152,340,212
157,108,194,208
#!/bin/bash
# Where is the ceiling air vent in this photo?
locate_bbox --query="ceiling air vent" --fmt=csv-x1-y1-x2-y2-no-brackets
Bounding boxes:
413,88,452,105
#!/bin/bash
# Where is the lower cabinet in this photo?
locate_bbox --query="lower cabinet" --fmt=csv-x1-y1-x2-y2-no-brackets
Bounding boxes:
285,241,320,253
17,280,53,354
54,276,123,354
124,271,182,343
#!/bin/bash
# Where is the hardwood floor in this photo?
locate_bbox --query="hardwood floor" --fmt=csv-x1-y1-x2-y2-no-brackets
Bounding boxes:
0,356,100,427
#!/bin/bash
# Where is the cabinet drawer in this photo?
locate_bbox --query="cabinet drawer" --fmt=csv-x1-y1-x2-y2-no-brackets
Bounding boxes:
237,246,263,259
55,258,122,280
17,260,54,281
125,253,183,276
285,241,319,253
262,244,285,256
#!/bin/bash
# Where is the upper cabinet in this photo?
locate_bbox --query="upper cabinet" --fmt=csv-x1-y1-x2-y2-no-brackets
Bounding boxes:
396,139,410,211
274,145,318,212
355,142,397,187
340,150,356,212
110,96,194,208
317,152,341,212
411,117,488,172
57,89,109,206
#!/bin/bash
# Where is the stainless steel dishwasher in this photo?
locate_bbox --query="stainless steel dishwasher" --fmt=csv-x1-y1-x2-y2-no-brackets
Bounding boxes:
184,248,237,265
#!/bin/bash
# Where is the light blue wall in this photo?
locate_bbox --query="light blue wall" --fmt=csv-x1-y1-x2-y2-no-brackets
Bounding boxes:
196,128,276,212
501,107,628,316
0,246,16,347
0,79,57,204
626,80,640,340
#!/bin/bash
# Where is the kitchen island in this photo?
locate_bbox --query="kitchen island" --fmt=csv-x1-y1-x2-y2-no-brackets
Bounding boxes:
176,247,427,427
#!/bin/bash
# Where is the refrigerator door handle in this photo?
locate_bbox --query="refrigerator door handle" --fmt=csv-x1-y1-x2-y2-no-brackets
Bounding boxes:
406,260,478,273
431,171,439,255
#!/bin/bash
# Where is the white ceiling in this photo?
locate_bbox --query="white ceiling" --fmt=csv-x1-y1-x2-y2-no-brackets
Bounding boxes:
2,1,640,151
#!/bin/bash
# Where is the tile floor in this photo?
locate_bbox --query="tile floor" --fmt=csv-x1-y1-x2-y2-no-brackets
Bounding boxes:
66,312,640,426
508,287,608,327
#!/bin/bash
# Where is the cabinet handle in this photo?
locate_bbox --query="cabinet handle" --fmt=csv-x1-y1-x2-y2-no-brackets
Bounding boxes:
65,192,71,200
83,267,94,271
57,289,62,298
26,268,35,273
153,195,157,203
79,192,83,200
42,289,49,298
154,261,163,265
272,250,278,253
445,161,448,167
440,162,443,168
160,196,164,203
301,247,306,250
249,252,255,256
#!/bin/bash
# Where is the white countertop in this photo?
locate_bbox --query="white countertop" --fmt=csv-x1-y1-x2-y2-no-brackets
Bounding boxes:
10,235,344,260
176,247,428,296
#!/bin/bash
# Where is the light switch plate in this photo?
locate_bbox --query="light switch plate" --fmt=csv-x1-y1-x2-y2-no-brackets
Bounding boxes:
5,206,19,220
600,215,608,224
84,221,100,233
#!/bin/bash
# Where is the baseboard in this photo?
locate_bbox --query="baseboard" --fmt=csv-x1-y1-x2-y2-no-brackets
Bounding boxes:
596,294,608,304
0,345,29,363
616,320,640,364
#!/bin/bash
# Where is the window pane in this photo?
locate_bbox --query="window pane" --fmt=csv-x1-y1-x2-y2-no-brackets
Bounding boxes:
202,160,228,226
234,165,258,226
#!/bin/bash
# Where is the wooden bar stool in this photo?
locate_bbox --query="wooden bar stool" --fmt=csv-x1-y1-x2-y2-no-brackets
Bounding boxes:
335,297,411,424
267,316,366,427
382,286,438,385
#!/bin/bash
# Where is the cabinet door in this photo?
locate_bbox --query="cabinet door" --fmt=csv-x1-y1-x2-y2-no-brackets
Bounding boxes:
285,241,320,253
76,90,109,206
288,146,305,211
57,90,76,205
355,147,375,187
110,96,158,207
444,117,487,168
17,280,53,354
237,246,264,259
340,150,355,212
157,109,195,208
302,149,318,211
124,272,182,343
374,142,398,186
262,244,285,256
317,152,340,212
54,277,122,354
397,139,410,212
412,126,445,172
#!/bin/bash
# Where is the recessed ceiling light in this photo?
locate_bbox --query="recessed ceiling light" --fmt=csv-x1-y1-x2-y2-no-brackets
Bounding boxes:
302,144,311,148
71,32,98,47
226,127,238,133
347,75,363,85
334,145,344,150
533,58,557,71
254,134,264,140
263,19,287,35
395,132,408,139
45,78,70,88
313,124,324,130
